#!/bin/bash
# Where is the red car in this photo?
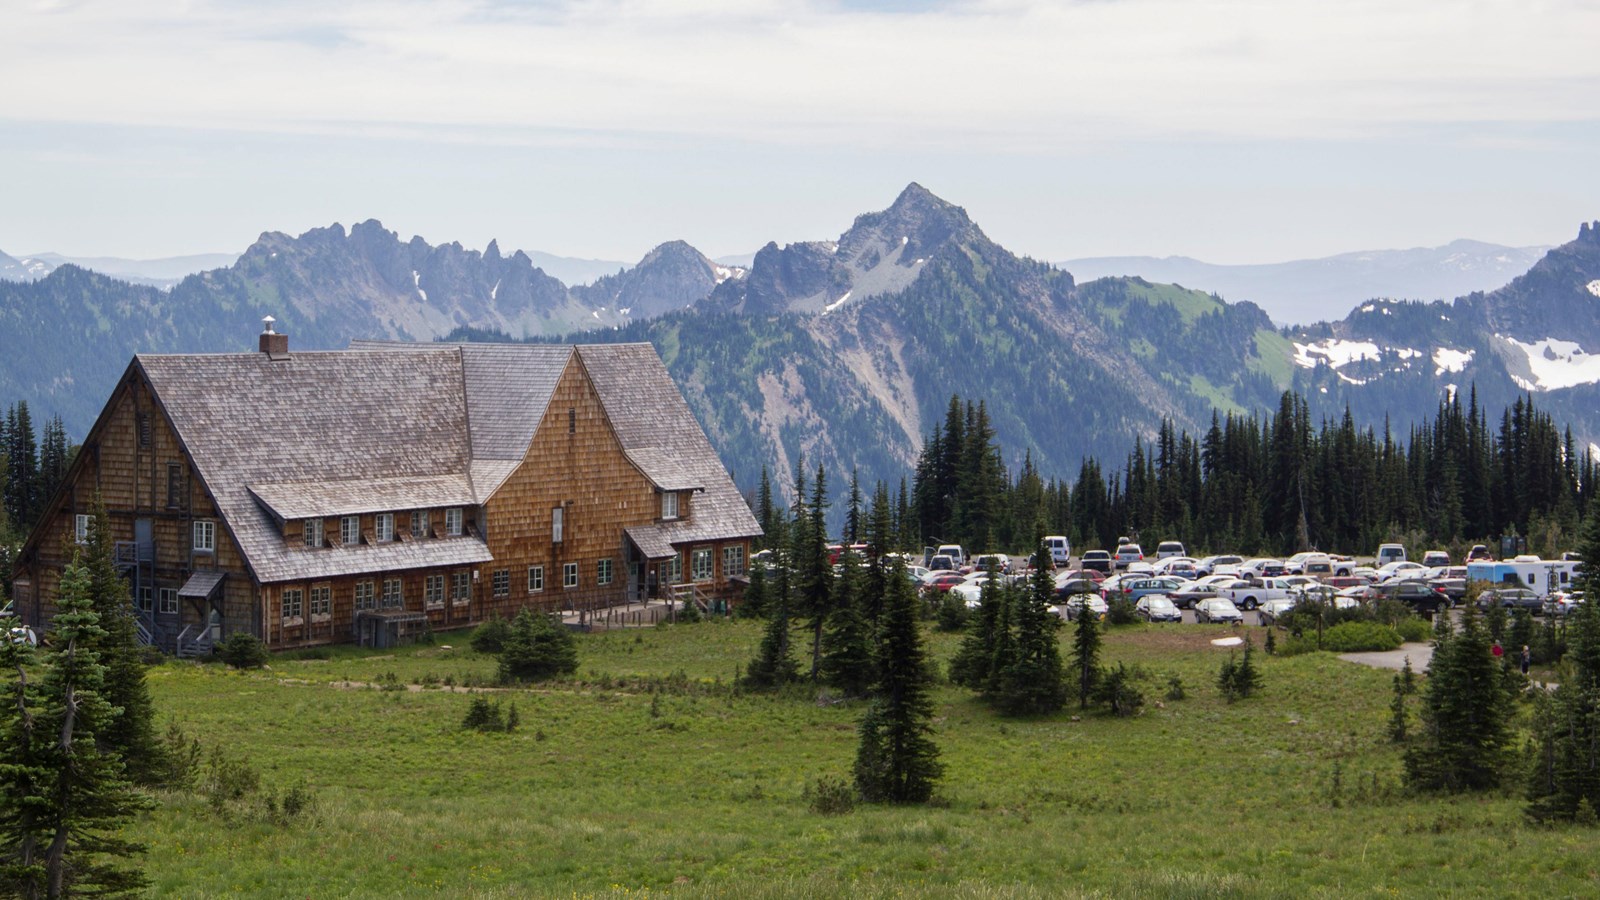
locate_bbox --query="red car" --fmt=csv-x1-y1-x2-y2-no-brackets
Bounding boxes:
922,572,968,594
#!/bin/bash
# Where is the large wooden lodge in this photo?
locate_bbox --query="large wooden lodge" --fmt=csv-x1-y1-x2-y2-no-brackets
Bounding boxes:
10,325,761,653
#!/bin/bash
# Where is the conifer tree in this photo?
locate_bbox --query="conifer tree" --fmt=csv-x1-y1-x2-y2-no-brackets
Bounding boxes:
736,559,770,620
1069,588,1102,710
948,564,1002,689
853,560,942,803
80,498,162,785
1405,603,1513,792
1526,510,1600,820
991,542,1067,715
744,572,800,688
820,551,875,697
0,559,151,899
496,608,578,683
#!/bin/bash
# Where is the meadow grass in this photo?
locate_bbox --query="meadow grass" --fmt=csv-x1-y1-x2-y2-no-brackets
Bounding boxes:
135,620,1600,897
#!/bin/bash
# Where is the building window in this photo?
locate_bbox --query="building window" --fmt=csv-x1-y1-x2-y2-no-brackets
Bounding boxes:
552,506,564,543
375,513,394,543
138,585,153,613
597,558,613,585
282,588,304,620
665,552,682,585
166,463,182,508
381,578,403,608
137,412,152,448
159,588,179,614
568,407,576,434
492,569,510,598
661,492,678,520
354,580,375,611
193,520,215,553
303,518,324,549
723,546,747,578
691,548,713,582
425,575,445,609
341,516,360,545
310,585,331,617
411,510,430,539
452,572,471,604
75,514,91,545
563,562,578,589
527,565,544,593
445,507,463,536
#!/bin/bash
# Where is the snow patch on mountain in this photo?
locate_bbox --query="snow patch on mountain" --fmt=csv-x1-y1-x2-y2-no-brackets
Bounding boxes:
1499,335,1600,390
1433,348,1474,375
1587,279,1600,298
1293,339,1382,370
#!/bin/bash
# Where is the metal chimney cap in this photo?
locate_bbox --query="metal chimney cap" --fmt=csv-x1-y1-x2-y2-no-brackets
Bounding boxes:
262,315,277,334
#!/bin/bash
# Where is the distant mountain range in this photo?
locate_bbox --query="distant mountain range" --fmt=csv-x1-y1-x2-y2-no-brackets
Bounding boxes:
1063,241,1549,326
0,250,240,289
3,185,1598,507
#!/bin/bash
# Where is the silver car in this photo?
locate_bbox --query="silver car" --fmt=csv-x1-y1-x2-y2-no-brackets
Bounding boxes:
1195,598,1244,624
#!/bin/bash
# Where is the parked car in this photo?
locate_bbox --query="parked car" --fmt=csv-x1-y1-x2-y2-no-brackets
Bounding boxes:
1467,544,1494,561
1377,561,1427,579
1080,550,1115,574
1044,535,1071,567
1478,587,1542,614
1544,591,1585,617
1421,550,1451,568
1378,579,1451,614
1053,578,1103,601
1216,577,1293,610
1283,552,1321,575
1110,576,1188,603
1196,555,1244,577
928,554,958,572
1155,541,1186,560
1168,582,1221,610
1114,543,1145,570
936,544,967,567
953,573,1005,607
1057,567,1107,583
1195,598,1245,624
921,572,968,594
1258,597,1297,625
1057,593,1109,622
972,553,1011,573
1134,595,1183,622
1376,543,1408,567
1237,558,1286,580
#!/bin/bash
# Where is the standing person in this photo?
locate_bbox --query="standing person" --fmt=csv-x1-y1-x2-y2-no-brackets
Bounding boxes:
1492,639,1504,660
1521,645,1532,675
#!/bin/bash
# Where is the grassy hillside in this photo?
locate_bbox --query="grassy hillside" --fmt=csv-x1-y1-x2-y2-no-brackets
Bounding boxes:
132,621,1590,897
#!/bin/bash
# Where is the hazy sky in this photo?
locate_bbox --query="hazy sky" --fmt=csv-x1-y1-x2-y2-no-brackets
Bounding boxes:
3,0,1598,264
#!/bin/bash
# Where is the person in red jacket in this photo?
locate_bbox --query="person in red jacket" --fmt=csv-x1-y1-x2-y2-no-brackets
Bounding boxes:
1492,640,1504,660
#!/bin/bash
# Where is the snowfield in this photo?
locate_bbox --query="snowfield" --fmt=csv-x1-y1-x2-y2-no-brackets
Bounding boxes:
1433,348,1474,375
1499,335,1600,390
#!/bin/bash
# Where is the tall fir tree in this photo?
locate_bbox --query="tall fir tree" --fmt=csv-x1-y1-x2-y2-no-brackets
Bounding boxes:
853,559,942,804
1405,602,1514,792
1527,509,1600,820
1069,590,1102,710
948,562,1003,689
819,550,876,697
0,558,151,899
991,541,1067,715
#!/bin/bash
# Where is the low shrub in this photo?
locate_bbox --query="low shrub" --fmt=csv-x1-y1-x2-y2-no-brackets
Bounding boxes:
804,776,857,815
470,615,512,654
1395,617,1433,643
462,696,518,733
936,592,968,632
1319,621,1404,653
1105,597,1139,626
216,633,269,670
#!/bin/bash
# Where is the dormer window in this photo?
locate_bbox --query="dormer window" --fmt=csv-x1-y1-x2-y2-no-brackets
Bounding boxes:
411,510,430,539
445,507,463,537
341,516,360,545
661,491,678,520
375,513,395,543
303,519,324,549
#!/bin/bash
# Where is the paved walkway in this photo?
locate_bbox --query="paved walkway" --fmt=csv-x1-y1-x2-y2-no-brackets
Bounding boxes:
1337,642,1433,671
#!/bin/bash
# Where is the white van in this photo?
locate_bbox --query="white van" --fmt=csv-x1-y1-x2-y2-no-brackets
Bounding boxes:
1156,541,1186,560
1376,543,1407,567
1044,535,1071,567
936,544,966,567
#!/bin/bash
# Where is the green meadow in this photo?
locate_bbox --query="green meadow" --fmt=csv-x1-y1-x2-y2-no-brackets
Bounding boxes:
136,621,1598,898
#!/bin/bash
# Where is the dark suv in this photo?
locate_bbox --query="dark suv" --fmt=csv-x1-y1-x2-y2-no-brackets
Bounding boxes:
1379,580,1451,614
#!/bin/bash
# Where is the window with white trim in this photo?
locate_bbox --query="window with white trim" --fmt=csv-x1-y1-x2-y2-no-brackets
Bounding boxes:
75,514,91,544
282,588,304,620
527,565,544,593
381,578,403,608
691,548,713,582
411,510,430,539
341,516,360,545
451,572,471,604
445,507,463,536
310,585,331,617
551,506,564,543
723,546,747,578
424,575,445,609
597,558,613,585
354,580,375,611
193,520,215,553
375,513,395,543
303,518,324,549
137,585,153,613
563,562,578,589
661,492,678,520
665,552,682,585
159,588,178,614
492,569,510,597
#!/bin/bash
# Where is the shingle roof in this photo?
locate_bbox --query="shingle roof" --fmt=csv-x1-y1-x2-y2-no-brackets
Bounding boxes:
140,339,758,584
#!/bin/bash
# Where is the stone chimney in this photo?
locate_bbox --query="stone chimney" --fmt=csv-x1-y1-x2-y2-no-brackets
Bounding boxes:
258,315,289,360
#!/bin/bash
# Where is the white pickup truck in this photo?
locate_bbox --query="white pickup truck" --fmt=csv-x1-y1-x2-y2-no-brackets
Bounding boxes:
1215,577,1296,611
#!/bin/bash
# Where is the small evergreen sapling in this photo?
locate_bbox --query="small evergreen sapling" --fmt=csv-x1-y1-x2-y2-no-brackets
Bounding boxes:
497,608,579,683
